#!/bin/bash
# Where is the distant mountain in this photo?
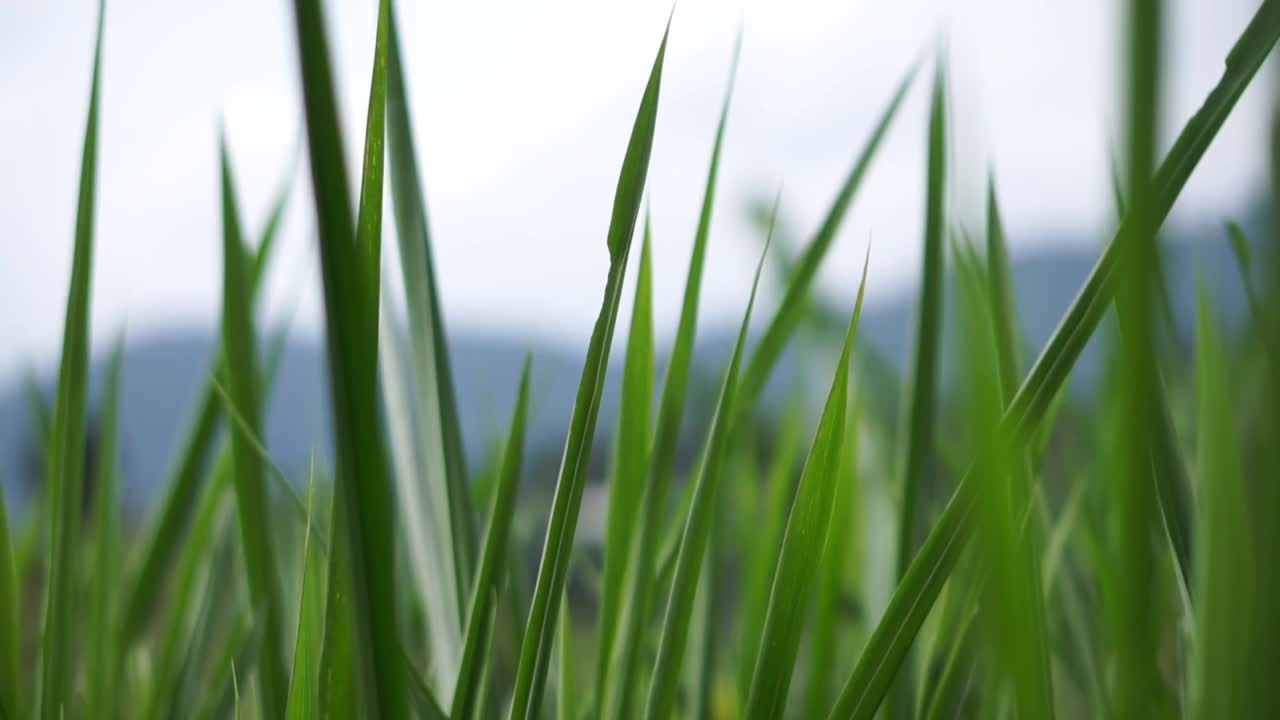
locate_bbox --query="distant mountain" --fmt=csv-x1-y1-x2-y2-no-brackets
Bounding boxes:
0,204,1265,515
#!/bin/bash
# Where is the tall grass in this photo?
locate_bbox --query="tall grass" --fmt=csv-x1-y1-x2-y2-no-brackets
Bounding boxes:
6,1,1280,718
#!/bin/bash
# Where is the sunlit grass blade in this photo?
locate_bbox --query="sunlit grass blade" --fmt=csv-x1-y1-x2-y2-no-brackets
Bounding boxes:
291,0,404,713
894,57,947,587
38,4,103,715
1190,280,1253,719
735,59,918,423
643,196,774,720
453,358,531,719
286,466,325,719
219,138,290,718
507,18,669,720
826,5,1280,718
87,336,125,716
744,252,868,719
597,217,655,697
601,34,738,719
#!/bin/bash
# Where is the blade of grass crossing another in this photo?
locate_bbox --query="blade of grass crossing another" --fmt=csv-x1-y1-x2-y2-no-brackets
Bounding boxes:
507,19,669,720
643,196,775,720
600,35,739,720
453,358,532,720
39,4,104,715
826,6,1280,718
744,253,869,720
290,0,405,713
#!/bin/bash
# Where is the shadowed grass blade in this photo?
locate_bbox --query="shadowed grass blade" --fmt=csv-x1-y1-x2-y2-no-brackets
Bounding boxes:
507,18,669,720
219,139,289,718
826,5,1280,718
597,217,655,696
735,60,918,423
87,336,125,716
291,0,404,713
453,358,531,719
601,34,739,720
643,196,774,720
744,253,869,719
39,4,103,715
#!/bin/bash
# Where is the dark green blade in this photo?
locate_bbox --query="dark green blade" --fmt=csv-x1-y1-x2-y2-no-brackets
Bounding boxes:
601,34,739,720
39,4,104,716
452,358,532,720
87,336,125,717
744,254,869,719
826,5,1280,717
507,19,669,720
290,0,403,713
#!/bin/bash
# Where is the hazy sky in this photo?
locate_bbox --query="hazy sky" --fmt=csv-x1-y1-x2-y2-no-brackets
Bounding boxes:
0,0,1273,384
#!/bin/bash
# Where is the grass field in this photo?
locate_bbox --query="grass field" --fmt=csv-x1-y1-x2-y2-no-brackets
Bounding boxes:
3,0,1280,718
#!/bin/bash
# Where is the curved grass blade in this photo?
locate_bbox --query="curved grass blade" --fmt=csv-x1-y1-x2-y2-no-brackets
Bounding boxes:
597,217,655,698
87,336,125,717
452,358,532,719
219,138,289,718
291,0,404,713
744,253,868,719
507,19,669,720
826,6,1280,717
643,197,774,720
39,4,104,715
601,35,739,719
735,60,918,424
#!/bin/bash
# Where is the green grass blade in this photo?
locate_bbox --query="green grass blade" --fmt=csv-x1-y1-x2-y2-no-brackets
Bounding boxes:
507,19,669,720
387,4,478,636
318,496,358,720
0,472,19,719
557,594,575,720
744,253,868,720
826,5,1280,717
597,217,655,697
1225,221,1275,357
895,57,946,582
643,197,774,720
1190,281,1253,719
286,468,326,720
453,358,532,719
405,651,449,720
219,138,289,718
735,60,918,423
291,0,404,713
601,35,739,720
39,4,103,715
87,336,125,717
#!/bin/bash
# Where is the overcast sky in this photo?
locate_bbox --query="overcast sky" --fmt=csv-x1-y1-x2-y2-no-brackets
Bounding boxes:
0,0,1273,384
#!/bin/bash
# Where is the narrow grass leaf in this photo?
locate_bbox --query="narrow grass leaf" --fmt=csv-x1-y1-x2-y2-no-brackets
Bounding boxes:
87,336,125,716
0,469,19,719
286,467,326,719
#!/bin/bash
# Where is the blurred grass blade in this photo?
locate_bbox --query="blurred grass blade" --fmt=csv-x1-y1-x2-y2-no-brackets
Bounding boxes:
735,60,918,422
453,359,531,719
286,468,325,719
826,5,1280,718
0,470,19,719
87,336,125,716
1225,221,1275,356
597,217,655,696
291,0,405,713
406,651,449,720
219,139,290,718
1191,281,1253,719
507,18,668,720
386,6,477,682
557,594,575,720
601,35,738,719
39,4,104,715
895,58,947,582
644,196,774,720
744,253,868,719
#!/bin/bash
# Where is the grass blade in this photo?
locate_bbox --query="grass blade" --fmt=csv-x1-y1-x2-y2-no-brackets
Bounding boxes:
744,253,869,719
291,0,404,713
597,216,655,697
643,196,774,720
452,358,532,719
39,4,104,715
735,60,918,423
601,35,739,719
219,139,289,718
87,336,125,716
826,5,1280,717
0,472,19,719
507,18,669,719
286,467,326,720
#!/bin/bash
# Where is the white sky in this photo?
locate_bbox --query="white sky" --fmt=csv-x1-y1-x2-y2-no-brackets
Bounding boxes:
0,0,1273,383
